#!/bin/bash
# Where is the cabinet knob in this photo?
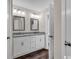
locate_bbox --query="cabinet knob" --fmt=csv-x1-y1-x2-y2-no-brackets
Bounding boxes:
49,36,53,38
7,37,10,39
40,39,41,41
21,42,24,46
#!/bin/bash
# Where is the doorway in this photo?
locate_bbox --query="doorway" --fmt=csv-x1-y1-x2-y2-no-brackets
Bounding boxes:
8,0,54,59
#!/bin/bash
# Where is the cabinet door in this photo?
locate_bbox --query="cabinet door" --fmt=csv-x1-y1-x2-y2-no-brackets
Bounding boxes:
24,37,31,54
36,35,45,50
39,35,45,48
30,36,36,52
13,37,25,58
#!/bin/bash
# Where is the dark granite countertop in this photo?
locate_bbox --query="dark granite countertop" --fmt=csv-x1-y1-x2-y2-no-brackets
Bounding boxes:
13,32,45,38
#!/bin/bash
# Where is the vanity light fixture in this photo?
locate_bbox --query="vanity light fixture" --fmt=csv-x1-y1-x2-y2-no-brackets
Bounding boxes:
13,8,26,15
30,14,40,19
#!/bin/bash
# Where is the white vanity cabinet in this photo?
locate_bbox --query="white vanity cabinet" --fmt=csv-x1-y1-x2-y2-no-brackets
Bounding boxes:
13,34,45,58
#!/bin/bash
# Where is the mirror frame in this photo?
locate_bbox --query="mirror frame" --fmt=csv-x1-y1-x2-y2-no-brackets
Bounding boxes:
13,16,25,31
30,18,39,31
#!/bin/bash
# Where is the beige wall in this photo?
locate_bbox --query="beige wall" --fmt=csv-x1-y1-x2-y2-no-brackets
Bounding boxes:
54,0,63,59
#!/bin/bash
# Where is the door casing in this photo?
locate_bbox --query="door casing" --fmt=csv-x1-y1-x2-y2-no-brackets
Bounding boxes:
8,0,66,59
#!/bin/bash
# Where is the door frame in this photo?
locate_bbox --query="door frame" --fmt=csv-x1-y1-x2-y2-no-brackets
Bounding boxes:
8,0,67,59
54,0,66,59
7,0,13,59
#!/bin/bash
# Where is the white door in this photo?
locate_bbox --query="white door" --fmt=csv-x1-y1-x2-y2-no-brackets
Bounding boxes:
64,0,71,59
47,4,54,59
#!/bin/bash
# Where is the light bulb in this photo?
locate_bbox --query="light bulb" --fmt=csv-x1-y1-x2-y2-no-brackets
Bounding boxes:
30,14,40,19
18,10,21,14
22,11,25,15
13,9,17,13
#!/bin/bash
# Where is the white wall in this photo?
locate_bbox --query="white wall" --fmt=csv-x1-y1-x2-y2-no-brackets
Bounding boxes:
13,5,46,33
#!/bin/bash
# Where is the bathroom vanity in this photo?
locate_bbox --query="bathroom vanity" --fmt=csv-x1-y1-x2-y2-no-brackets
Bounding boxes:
13,32,46,58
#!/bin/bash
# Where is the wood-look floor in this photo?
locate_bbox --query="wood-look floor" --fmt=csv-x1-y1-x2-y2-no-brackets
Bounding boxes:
15,49,48,59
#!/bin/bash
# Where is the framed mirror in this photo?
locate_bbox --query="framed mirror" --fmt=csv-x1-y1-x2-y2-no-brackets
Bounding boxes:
13,16,25,31
30,18,39,31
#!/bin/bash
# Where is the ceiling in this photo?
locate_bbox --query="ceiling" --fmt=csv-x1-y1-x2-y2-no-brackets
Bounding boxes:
13,0,53,11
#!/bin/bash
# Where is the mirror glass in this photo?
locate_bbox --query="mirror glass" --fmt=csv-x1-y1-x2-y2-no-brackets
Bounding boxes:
13,16,25,31
30,18,39,31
